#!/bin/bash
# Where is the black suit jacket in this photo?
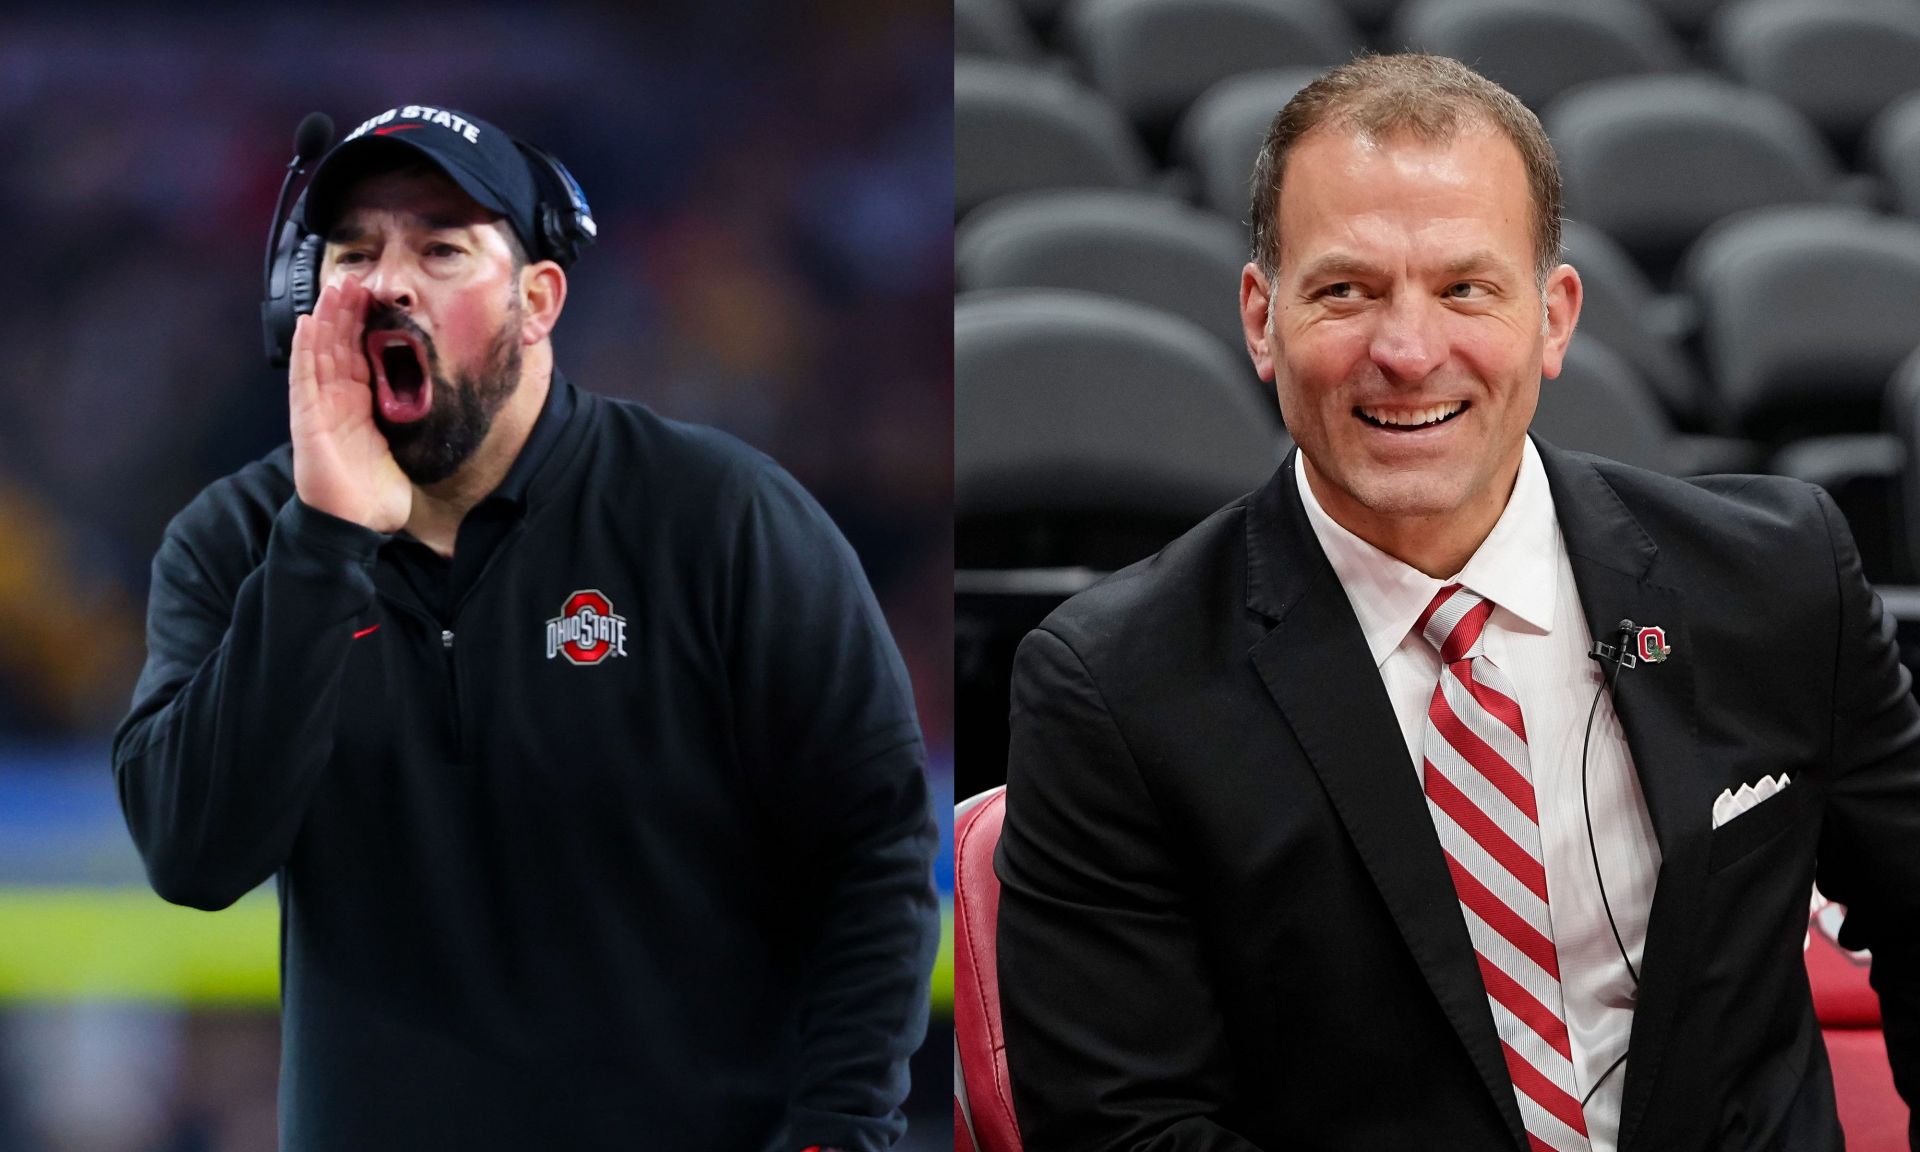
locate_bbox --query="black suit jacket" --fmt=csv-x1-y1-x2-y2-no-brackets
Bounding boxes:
996,442,1920,1151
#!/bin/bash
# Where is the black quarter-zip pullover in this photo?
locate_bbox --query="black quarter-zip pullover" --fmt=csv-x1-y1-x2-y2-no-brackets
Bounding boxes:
112,373,940,1151
384,368,574,622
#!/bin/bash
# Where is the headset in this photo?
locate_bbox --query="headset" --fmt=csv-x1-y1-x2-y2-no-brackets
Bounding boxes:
517,139,598,268
261,112,596,366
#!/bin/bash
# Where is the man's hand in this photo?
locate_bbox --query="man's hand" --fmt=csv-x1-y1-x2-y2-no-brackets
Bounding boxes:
289,280,411,533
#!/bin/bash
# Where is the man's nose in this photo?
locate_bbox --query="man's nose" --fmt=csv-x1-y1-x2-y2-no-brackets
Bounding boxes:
356,253,416,311
1368,293,1444,383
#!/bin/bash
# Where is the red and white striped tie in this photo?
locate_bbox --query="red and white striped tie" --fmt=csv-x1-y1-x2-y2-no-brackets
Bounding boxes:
1417,584,1591,1152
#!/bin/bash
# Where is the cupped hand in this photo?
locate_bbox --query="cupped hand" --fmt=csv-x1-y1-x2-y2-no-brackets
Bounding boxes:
288,280,411,533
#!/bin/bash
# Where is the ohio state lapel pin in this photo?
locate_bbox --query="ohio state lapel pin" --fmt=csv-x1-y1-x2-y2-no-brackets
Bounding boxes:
1635,625,1671,663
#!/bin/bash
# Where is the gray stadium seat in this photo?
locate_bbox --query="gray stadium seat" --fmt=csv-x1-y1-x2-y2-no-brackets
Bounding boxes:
1885,345,1920,579
1060,0,1361,145
1644,0,1735,38
1388,0,1684,113
1531,338,1676,474
956,283,1284,777
1769,431,1905,581
1560,218,1710,427
956,59,1155,222
1685,206,1920,439
1531,336,1761,476
1548,75,1842,277
1711,0,1920,152
1869,91,1920,219
1174,68,1321,216
955,289,1285,567
1009,0,1075,34
958,0,1043,59
955,190,1258,366
1325,0,1399,33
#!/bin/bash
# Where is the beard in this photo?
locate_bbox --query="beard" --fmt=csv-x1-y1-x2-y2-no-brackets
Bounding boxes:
368,304,523,486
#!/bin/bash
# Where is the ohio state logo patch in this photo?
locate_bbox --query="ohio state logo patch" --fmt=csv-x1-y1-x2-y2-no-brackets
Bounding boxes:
1636,625,1670,663
545,589,628,665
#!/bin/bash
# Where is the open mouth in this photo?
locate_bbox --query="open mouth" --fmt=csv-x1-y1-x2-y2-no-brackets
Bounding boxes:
365,330,433,425
1355,401,1467,430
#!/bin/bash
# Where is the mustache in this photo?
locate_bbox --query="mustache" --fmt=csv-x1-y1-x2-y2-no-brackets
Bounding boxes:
362,307,440,384
362,307,433,350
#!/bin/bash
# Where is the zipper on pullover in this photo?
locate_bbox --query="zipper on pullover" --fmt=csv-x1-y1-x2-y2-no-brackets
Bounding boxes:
440,628,466,759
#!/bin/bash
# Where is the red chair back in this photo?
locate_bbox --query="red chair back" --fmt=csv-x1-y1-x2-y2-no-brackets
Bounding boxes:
1807,887,1909,1149
955,786,1021,1152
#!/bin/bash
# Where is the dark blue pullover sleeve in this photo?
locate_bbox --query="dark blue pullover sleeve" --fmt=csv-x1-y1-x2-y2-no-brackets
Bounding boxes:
113,489,384,911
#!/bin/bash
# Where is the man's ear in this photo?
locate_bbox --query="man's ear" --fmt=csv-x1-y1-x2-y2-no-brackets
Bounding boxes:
1240,262,1278,383
1539,262,1583,380
519,261,567,345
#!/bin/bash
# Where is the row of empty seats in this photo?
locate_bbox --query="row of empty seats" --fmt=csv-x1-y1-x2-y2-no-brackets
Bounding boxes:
957,0,1920,564
958,57,1920,260
957,0,1920,581
959,193,1920,446
961,0,1920,157
966,0,1822,42
956,285,1920,575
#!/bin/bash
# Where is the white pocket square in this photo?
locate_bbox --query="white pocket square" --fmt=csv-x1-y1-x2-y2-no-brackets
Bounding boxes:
1712,774,1791,830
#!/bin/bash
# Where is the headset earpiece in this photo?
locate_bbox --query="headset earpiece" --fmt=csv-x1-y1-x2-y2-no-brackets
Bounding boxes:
516,141,596,268
263,190,324,366
288,233,324,330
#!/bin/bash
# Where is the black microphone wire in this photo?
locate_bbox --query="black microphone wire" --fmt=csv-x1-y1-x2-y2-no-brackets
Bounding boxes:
1583,1051,1629,1108
1581,648,1640,990
1577,629,1641,1108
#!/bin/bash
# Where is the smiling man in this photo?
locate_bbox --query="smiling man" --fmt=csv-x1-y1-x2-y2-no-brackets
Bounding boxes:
995,55,1920,1151
112,108,938,1151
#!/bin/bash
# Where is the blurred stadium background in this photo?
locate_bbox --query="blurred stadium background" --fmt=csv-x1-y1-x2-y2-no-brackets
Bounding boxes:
0,3,952,1150
955,0,1920,1144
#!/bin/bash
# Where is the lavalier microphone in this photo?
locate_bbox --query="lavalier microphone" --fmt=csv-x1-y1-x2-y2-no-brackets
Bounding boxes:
1588,618,1639,672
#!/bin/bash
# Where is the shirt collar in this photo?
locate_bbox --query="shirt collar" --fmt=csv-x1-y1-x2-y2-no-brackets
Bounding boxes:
1295,435,1561,667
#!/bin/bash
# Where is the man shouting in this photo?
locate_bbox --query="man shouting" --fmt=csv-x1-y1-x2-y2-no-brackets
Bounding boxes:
114,106,938,1152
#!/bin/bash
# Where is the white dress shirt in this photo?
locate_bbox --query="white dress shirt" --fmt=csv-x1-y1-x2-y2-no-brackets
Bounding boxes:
1296,437,1661,1152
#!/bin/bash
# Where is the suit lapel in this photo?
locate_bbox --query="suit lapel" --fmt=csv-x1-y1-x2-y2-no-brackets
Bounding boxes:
1244,455,1529,1150
1538,443,1714,1152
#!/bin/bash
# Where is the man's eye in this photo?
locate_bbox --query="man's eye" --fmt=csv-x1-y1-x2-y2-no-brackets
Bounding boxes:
1320,282,1354,299
426,243,462,257
1444,282,1481,299
335,251,369,265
